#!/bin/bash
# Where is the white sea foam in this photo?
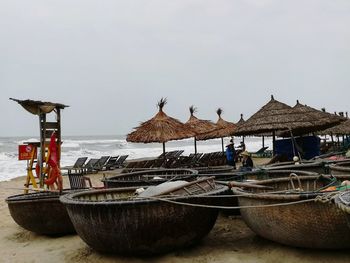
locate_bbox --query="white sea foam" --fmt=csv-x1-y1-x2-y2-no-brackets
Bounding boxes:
0,136,272,182
0,153,26,181
61,142,80,148
63,139,126,145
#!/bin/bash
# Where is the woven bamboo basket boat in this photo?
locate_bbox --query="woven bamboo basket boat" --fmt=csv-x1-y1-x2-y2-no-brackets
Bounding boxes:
6,190,76,235
231,174,350,249
60,177,227,255
214,169,317,216
102,168,198,188
335,190,350,227
329,161,350,175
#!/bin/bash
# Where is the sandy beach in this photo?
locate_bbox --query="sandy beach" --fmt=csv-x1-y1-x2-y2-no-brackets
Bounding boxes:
1,160,350,263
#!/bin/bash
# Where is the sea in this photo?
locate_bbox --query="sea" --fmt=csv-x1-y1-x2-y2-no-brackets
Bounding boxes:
0,135,272,182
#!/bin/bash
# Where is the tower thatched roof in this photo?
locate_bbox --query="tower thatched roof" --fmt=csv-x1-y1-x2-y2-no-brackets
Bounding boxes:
197,108,237,140
234,95,324,136
10,98,68,115
183,106,217,136
126,98,196,143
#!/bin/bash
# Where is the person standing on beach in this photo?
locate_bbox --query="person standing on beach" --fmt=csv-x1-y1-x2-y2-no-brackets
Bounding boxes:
225,140,236,169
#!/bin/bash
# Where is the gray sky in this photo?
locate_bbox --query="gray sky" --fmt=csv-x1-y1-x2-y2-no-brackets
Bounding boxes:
1,0,349,137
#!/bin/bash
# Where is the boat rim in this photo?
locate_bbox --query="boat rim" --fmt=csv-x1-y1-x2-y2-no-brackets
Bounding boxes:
60,184,228,206
102,168,198,182
231,174,350,201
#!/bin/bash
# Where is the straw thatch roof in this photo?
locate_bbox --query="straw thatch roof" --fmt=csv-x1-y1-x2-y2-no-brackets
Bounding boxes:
126,98,196,143
277,100,345,137
233,95,326,136
319,119,350,135
10,98,68,115
183,106,217,136
197,108,237,140
293,100,344,130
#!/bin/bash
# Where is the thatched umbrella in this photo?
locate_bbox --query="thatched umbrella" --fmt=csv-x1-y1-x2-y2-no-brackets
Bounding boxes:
318,116,350,146
275,100,345,138
197,108,237,152
233,95,334,155
319,119,350,136
292,100,344,132
126,98,196,156
183,106,217,153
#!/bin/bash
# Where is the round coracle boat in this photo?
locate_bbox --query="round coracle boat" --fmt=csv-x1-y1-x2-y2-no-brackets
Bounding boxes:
6,190,77,235
60,177,228,255
213,169,317,216
264,161,327,174
335,190,350,227
102,168,198,188
231,174,350,249
329,161,350,175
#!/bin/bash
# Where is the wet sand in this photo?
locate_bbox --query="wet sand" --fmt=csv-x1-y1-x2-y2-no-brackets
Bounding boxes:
1,160,350,263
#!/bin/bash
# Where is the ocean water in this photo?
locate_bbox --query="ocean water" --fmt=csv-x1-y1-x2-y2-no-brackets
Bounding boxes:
0,135,272,182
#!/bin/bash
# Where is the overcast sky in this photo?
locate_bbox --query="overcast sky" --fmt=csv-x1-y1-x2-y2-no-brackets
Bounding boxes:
1,0,349,137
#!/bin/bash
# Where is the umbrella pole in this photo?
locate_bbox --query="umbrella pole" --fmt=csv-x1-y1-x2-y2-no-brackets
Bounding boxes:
162,142,166,161
331,133,334,150
290,130,302,161
272,131,276,156
262,136,265,148
221,138,224,153
337,136,340,147
194,137,197,154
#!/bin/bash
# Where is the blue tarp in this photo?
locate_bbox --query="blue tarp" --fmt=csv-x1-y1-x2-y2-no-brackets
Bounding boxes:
275,136,320,160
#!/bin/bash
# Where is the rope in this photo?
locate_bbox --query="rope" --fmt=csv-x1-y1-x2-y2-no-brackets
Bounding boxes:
314,192,339,204
145,190,302,199
139,195,316,210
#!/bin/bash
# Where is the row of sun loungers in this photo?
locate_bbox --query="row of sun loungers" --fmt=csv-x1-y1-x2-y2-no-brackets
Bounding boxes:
61,155,129,189
123,151,226,172
62,155,129,175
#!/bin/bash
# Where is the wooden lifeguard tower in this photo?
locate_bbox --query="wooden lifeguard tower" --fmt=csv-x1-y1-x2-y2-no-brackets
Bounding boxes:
10,98,68,193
